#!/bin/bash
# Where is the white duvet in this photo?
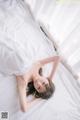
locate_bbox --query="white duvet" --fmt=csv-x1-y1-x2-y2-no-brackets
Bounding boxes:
0,1,80,120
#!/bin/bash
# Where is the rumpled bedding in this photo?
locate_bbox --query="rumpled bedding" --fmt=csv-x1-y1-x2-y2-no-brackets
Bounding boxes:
0,1,80,120
0,56,80,120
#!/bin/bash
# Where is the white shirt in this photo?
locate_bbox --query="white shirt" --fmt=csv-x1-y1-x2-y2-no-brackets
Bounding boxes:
0,0,53,76
0,0,35,76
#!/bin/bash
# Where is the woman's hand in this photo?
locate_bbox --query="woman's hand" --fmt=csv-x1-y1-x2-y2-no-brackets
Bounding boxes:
31,61,42,76
30,61,42,80
32,61,42,70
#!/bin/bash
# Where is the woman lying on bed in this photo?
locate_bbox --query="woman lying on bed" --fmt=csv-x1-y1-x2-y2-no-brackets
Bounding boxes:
16,56,61,112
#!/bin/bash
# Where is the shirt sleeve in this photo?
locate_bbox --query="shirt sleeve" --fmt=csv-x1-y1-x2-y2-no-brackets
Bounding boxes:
0,7,34,76
0,42,33,76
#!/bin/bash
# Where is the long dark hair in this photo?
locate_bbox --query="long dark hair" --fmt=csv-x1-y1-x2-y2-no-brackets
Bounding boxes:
26,68,55,99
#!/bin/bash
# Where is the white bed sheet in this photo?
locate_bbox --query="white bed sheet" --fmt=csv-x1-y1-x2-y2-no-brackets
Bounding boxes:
0,36,80,120
0,1,80,120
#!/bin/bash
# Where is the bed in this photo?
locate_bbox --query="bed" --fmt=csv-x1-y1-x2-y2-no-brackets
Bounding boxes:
0,0,80,120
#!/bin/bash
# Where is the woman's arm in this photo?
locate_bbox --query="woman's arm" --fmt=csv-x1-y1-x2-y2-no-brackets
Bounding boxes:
38,56,61,80
16,76,41,112
48,57,61,80
30,57,60,79
16,76,28,112
39,56,60,66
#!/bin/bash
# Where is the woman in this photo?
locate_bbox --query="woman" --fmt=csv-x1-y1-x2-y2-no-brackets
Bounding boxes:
16,56,61,112
0,0,61,113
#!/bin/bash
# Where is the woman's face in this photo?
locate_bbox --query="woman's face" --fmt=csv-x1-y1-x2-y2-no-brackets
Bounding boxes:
33,76,49,93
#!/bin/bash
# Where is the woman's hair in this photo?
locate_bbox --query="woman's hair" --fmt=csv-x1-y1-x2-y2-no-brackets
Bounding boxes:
26,68,55,99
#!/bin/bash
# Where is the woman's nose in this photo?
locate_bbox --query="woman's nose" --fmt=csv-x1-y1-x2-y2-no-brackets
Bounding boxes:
38,82,42,87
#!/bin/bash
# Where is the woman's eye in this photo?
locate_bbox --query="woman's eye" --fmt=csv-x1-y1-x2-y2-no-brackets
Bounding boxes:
42,82,45,85
38,86,40,90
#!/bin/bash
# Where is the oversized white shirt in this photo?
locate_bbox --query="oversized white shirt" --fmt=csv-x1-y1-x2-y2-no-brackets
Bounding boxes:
0,0,54,76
